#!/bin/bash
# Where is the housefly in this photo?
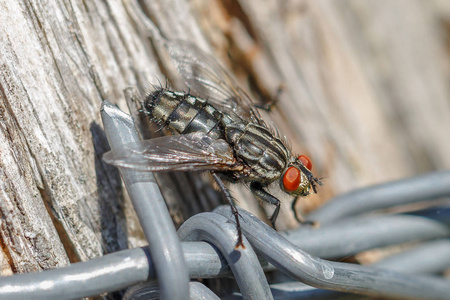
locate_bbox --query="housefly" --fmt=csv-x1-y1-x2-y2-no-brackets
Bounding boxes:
103,40,322,248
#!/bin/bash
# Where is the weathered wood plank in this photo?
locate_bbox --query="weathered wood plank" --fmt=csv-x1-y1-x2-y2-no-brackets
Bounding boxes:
0,0,449,284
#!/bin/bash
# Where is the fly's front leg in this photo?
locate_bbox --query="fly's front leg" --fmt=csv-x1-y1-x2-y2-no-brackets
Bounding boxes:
291,197,306,223
211,172,244,249
250,182,281,229
291,197,317,226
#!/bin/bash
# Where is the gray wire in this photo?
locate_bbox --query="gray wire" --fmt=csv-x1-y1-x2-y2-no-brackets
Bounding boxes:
0,242,233,300
123,281,220,300
214,206,450,299
189,282,222,300
283,213,450,259
182,241,232,278
308,171,450,225
372,239,450,274
0,248,151,300
231,239,450,299
101,100,189,300
226,282,357,300
178,212,274,300
267,282,358,300
1,214,448,299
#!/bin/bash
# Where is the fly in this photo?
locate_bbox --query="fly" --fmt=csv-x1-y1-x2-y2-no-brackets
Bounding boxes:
103,40,323,248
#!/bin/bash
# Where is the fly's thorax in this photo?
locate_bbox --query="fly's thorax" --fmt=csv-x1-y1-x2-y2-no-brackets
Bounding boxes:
225,123,290,183
144,89,224,139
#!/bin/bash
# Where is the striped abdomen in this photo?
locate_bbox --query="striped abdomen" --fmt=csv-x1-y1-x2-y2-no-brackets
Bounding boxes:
144,89,225,140
225,123,290,183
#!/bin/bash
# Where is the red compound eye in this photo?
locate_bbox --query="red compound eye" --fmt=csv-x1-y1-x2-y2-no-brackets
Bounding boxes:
299,155,312,170
283,166,301,192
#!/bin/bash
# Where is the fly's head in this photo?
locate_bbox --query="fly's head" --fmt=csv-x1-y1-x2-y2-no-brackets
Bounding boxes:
280,155,323,197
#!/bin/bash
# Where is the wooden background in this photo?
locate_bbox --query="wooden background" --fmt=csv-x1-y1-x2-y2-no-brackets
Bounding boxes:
1,0,449,282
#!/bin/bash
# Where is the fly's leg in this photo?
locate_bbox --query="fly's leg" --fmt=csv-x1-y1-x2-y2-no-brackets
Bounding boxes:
250,182,281,229
211,172,244,249
254,85,284,112
291,197,305,223
291,197,317,226
254,101,276,112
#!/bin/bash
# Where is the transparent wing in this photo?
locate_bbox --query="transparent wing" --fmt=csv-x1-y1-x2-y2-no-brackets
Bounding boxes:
165,40,264,125
103,132,238,172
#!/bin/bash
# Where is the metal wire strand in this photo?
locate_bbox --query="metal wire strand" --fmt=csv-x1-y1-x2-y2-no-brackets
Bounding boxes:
372,239,450,274
178,213,273,300
231,282,357,300
283,211,450,259
101,100,189,300
230,239,450,299
214,206,450,300
308,170,450,225
1,212,448,299
123,281,220,300
0,248,152,300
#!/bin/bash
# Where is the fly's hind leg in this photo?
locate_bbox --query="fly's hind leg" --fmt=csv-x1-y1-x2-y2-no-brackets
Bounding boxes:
250,182,281,229
254,85,285,112
211,172,244,249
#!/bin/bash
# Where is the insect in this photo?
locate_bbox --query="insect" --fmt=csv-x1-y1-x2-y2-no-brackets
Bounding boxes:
103,41,322,248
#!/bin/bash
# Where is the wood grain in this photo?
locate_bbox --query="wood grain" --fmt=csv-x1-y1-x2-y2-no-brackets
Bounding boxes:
1,0,449,284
